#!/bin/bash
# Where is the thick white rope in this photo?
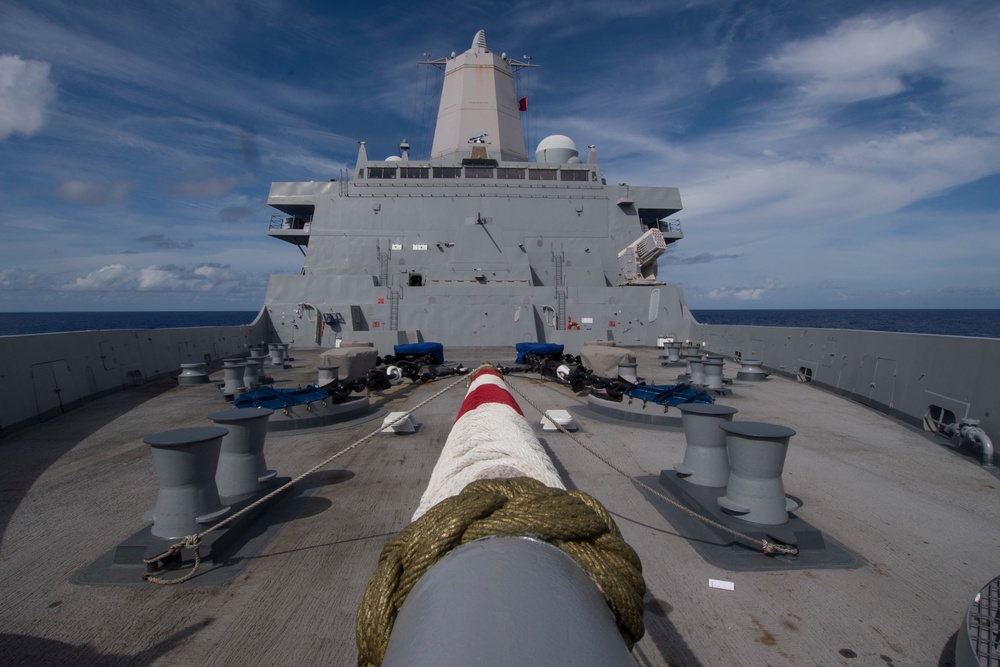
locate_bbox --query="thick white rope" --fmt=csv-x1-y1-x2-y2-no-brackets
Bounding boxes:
412,367,565,520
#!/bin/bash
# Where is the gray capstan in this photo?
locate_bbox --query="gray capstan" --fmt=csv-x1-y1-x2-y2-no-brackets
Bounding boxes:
675,403,739,487
664,342,683,363
142,426,231,539
717,421,799,525
736,359,769,381
317,364,340,386
177,362,209,385
208,408,277,498
268,343,287,366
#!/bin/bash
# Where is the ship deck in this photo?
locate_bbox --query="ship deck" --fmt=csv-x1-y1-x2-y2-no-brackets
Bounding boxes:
1,346,997,665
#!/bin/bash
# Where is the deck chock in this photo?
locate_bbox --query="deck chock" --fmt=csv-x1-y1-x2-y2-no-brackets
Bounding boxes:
540,409,577,431
73,477,295,586
636,472,860,571
381,411,418,433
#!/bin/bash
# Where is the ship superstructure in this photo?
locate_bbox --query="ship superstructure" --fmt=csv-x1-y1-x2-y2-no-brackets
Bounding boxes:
263,31,689,348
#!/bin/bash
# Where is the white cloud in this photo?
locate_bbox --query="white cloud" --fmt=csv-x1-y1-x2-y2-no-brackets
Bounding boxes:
763,15,933,105
706,278,780,301
0,54,57,140
55,179,134,205
60,264,133,291
58,262,252,294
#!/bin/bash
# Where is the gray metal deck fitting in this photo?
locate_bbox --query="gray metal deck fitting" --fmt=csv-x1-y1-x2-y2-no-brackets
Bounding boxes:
617,362,638,384
718,421,799,525
243,360,261,389
208,408,277,498
317,364,340,386
736,359,768,381
955,573,1000,667
689,356,706,387
268,343,287,366
142,426,231,539
675,403,739,487
222,363,247,396
177,362,209,386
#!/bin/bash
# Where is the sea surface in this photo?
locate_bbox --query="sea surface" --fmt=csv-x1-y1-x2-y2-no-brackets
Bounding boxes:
691,309,1000,339
0,309,998,338
0,311,259,337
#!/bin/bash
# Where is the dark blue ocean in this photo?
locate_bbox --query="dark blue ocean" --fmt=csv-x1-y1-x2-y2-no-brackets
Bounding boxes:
0,310,998,339
691,309,1000,339
0,311,259,337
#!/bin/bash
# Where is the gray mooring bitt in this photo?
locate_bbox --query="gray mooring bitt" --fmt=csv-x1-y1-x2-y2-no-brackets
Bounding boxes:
243,360,261,389
222,363,247,396
208,408,277,498
142,426,231,539
689,357,706,387
178,362,209,386
380,537,633,667
268,343,287,366
675,403,739,487
718,421,798,525
665,342,682,363
703,358,724,390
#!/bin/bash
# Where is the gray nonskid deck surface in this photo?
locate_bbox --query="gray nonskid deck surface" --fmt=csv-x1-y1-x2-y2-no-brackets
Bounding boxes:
0,347,997,665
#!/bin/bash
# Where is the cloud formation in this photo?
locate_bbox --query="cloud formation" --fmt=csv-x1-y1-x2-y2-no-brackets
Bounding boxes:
136,234,193,249
0,54,57,140
55,179,134,205
58,262,255,293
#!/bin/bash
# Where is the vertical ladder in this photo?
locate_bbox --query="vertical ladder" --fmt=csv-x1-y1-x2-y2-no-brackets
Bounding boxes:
389,290,400,330
379,251,390,288
554,252,566,328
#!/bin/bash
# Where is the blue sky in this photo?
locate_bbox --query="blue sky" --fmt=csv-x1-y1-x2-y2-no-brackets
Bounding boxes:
1,0,998,311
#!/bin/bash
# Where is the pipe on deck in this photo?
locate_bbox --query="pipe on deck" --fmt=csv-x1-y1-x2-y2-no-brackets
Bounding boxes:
380,536,633,667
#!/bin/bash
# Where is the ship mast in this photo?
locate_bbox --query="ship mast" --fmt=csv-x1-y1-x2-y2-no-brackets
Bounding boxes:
427,30,534,163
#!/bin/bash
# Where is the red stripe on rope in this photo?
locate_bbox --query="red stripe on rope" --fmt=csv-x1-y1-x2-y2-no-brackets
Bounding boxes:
470,367,503,383
455,383,524,422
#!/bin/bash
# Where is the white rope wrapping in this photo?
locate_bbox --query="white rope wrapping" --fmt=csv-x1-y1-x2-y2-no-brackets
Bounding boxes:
412,371,565,520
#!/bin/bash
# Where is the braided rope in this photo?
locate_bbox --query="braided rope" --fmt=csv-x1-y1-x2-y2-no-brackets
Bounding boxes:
502,376,798,557
355,477,645,667
142,374,469,584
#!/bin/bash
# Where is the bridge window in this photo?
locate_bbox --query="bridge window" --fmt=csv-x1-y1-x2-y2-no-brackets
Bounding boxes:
367,167,396,179
400,167,429,179
465,166,494,178
560,169,589,181
529,169,557,181
498,168,525,179
433,167,461,179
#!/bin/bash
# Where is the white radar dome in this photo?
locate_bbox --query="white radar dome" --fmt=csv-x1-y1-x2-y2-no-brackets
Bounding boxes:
535,135,579,164
385,155,403,162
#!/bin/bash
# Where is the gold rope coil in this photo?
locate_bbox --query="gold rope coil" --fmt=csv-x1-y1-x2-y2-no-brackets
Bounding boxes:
355,477,645,667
